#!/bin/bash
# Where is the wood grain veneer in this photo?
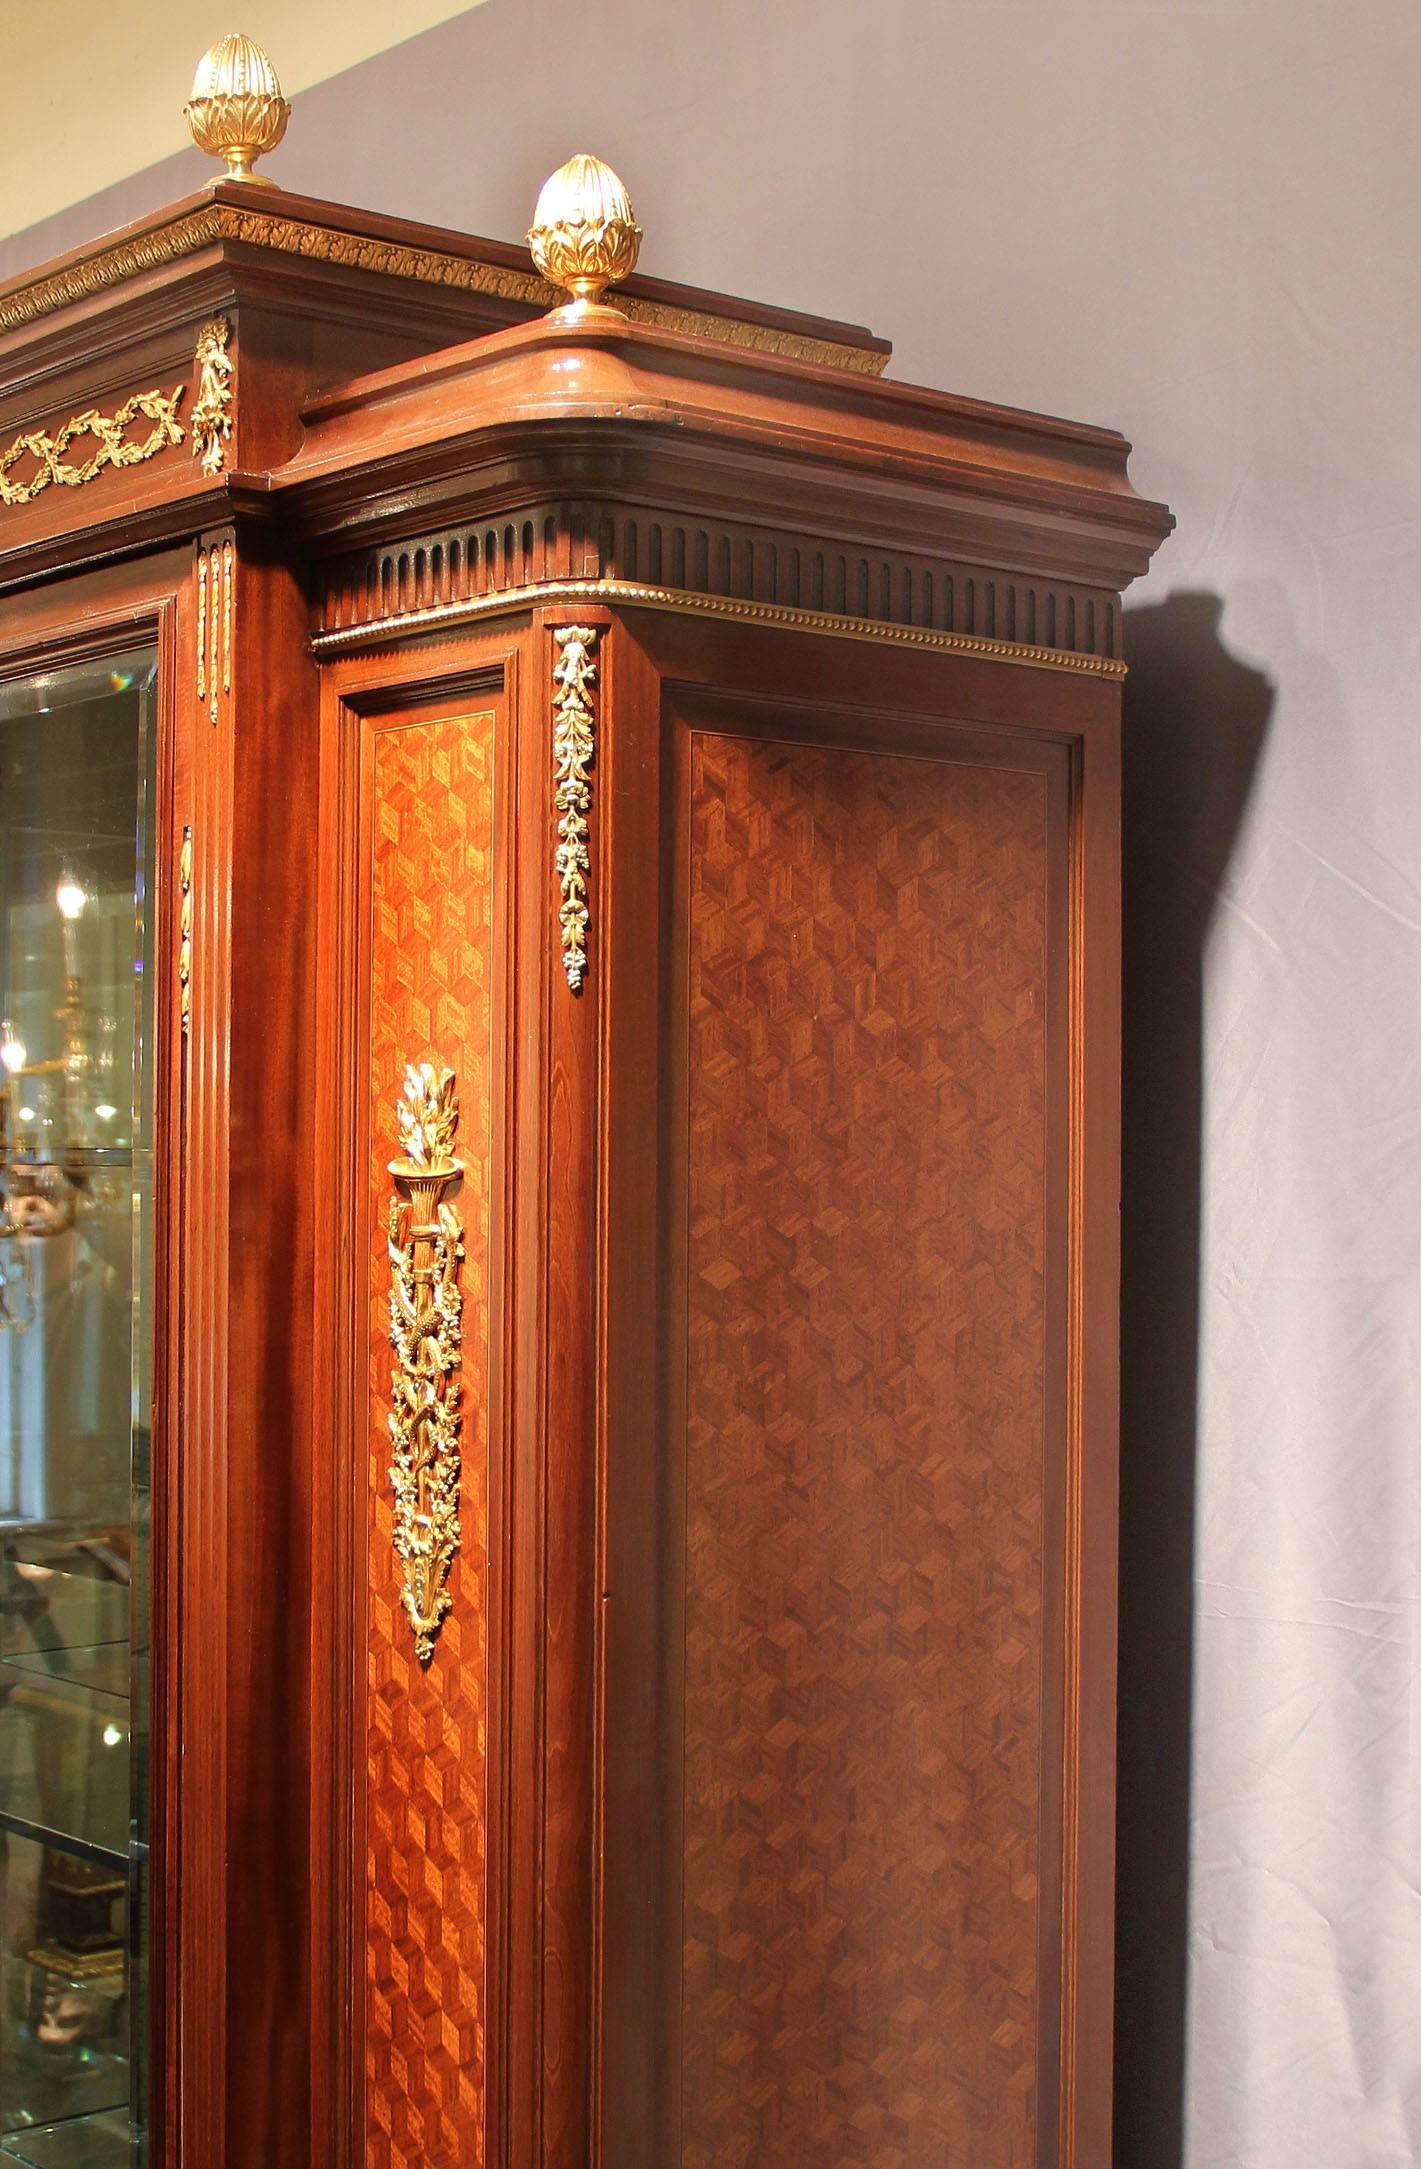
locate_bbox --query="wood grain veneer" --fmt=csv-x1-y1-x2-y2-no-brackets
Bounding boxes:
363,710,496,2169
678,727,1058,2166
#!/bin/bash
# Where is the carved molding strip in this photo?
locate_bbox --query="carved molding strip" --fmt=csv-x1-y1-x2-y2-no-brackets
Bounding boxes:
179,826,193,1036
196,551,207,702
0,205,886,375
209,542,221,719
387,1062,464,1665
318,511,1123,663
0,384,185,507
191,317,234,477
0,210,225,332
312,578,1128,680
222,538,233,697
195,539,233,722
552,626,599,992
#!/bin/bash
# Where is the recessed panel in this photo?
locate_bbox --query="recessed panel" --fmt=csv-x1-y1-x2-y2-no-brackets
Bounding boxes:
365,712,494,2169
681,730,1050,2166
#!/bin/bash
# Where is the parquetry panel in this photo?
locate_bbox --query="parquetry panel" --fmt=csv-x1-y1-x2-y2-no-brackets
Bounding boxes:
682,732,1049,2167
367,713,494,2169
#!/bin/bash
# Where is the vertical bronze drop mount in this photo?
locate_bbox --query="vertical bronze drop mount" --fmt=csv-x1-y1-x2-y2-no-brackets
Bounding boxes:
386,1062,465,1664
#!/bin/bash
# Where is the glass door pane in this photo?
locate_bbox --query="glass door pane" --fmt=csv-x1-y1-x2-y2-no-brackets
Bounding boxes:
0,651,157,2169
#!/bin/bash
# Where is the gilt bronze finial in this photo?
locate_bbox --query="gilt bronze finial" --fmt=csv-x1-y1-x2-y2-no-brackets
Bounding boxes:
528,153,642,312
185,33,290,184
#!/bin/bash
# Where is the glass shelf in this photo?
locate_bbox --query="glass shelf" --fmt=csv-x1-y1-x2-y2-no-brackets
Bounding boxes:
0,2110,132,2167
0,1552,130,1666
0,1666,129,1865
1,1650,127,1704
0,1940,129,2149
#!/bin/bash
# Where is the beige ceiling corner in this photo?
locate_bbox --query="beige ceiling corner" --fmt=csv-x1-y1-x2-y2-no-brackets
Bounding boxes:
0,0,487,237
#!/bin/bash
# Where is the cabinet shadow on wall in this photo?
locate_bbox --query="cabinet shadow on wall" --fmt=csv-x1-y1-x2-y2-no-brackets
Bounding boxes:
1114,591,1273,2168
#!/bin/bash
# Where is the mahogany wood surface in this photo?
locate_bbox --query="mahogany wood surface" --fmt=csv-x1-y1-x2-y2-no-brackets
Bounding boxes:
593,615,1121,2168
217,534,325,2168
0,177,1168,2168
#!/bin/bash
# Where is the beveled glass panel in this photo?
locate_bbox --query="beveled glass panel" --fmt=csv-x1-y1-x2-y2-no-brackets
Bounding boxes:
0,651,156,2164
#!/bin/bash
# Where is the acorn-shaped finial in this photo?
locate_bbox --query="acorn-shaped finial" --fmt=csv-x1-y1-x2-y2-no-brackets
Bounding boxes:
528,153,642,312
185,34,291,184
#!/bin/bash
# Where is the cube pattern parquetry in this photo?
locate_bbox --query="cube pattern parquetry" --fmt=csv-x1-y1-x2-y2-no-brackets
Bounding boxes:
367,714,494,2169
682,732,1049,2167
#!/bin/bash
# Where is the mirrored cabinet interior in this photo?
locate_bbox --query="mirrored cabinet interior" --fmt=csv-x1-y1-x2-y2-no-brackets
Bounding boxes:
0,38,1170,2169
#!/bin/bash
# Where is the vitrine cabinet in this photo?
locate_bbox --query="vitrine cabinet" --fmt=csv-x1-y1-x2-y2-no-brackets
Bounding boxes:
0,50,1171,2169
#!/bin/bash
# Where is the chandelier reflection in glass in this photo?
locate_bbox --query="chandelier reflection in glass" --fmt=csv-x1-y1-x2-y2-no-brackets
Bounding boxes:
0,870,123,1332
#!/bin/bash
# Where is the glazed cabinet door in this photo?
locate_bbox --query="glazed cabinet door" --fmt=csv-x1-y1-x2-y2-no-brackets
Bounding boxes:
0,557,191,2169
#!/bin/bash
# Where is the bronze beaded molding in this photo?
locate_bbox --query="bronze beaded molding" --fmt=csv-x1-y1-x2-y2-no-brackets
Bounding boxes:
310,577,1129,678
0,204,887,376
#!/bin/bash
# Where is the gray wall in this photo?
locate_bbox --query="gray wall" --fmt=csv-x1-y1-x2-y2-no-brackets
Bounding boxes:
8,5,1419,2162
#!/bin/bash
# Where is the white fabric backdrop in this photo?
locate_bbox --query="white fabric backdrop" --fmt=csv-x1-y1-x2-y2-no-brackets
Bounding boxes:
6,4,1419,2160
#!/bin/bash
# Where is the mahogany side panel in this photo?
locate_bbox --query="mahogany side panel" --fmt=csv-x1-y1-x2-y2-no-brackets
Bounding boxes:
678,727,1058,2167
362,708,497,2169
597,617,1116,2169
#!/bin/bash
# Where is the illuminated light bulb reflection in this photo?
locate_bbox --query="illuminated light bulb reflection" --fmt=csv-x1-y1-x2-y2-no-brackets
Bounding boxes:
94,1103,117,1122
102,1724,123,1748
0,1037,25,1074
16,1107,35,1123
55,877,86,922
